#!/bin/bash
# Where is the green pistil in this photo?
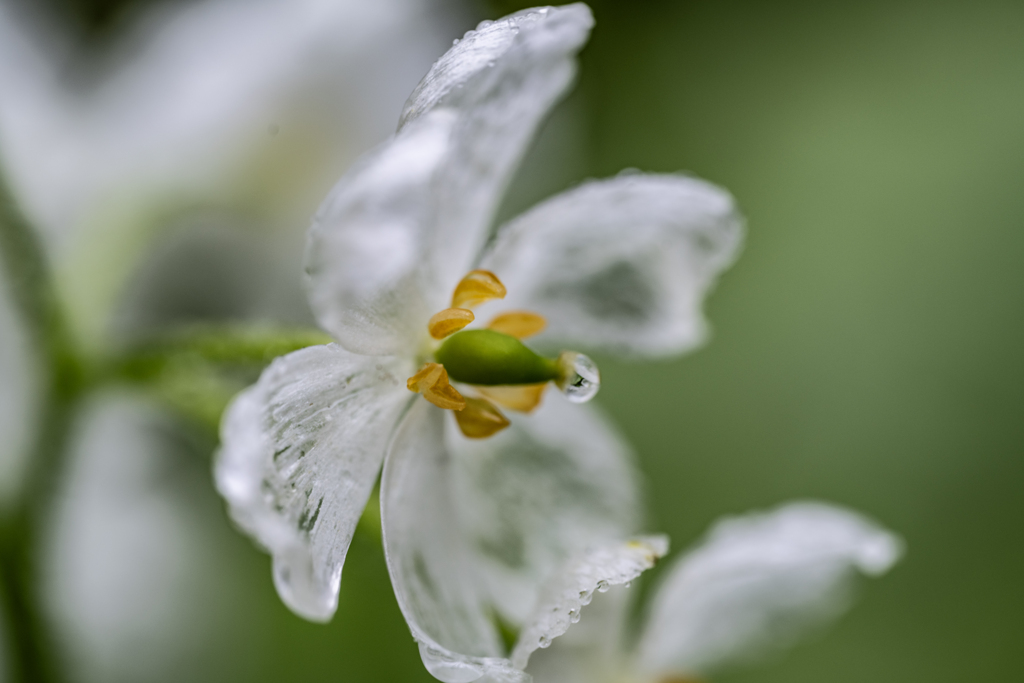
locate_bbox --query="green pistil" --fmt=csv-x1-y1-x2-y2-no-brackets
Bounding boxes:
434,329,558,386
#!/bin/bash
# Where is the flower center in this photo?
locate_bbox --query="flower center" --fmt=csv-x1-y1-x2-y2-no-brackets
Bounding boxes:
406,269,600,438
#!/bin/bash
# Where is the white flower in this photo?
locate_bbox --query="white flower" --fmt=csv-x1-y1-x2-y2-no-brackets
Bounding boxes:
0,0,451,347
215,3,742,681
523,502,903,683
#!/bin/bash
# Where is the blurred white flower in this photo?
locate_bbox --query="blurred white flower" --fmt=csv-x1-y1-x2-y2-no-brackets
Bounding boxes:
0,0,453,347
525,502,903,683
215,4,742,681
43,392,233,683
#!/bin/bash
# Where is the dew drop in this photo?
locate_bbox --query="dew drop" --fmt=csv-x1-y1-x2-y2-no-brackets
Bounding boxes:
578,590,593,605
477,19,493,29
596,579,610,593
452,38,460,45
570,611,581,624
556,352,600,403
625,581,632,588
538,635,551,649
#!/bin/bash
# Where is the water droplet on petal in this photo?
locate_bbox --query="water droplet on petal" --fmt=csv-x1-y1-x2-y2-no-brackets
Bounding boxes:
624,581,632,588
570,611,581,623
579,590,593,605
538,635,551,649
596,579,610,593
477,19,493,29
452,38,460,45
556,352,600,403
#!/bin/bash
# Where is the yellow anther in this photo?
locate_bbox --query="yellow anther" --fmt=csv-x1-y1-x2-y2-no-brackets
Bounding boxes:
428,308,475,339
475,383,547,413
407,363,466,411
451,270,507,309
487,311,547,339
454,397,510,438
407,362,443,392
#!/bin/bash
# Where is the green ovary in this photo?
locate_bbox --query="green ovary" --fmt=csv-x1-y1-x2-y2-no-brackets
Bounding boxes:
434,329,558,386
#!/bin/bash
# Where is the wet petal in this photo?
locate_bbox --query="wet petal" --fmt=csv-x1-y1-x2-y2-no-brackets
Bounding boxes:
524,586,633,683
482,174,743,358
381,401,527,683
449,397,643,627
215,344,409,622
511,536,668,671
634,502,903,678
306,4,594,355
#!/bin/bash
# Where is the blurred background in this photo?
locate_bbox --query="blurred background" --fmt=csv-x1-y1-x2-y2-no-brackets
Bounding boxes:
1,0,1022,681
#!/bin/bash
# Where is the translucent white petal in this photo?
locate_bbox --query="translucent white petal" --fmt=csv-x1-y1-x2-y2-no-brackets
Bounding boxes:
306,4,594,355
635,502,903,677
482,174,744,358
381,401,528,683
511,536,668,671
214,344,409,622
524,587,633,683
449,397,643,626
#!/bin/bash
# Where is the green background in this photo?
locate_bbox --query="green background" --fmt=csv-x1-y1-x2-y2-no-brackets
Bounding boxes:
18,0,1024,681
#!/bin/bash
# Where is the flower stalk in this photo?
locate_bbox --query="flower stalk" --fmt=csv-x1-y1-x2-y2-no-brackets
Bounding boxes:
0,170,84,683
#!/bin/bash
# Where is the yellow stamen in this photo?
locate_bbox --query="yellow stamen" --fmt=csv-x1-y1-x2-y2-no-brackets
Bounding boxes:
451,270,507,309
428,308,475,339
487,311,547,339
454,397,510,438
407,363,466,411
475,383,547,413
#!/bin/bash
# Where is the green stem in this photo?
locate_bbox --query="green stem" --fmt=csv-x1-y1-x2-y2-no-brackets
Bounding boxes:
0,171,84,683
110,323,333,381
107,323,332,431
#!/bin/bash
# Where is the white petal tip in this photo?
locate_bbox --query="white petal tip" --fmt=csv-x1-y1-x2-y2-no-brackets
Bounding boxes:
855,531,904,576
272,550,340,623
510,535,669,670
